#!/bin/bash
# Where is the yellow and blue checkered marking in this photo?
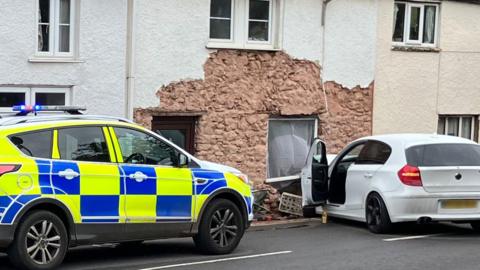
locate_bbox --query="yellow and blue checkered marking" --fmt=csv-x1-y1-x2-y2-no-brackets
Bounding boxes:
0,162,253,225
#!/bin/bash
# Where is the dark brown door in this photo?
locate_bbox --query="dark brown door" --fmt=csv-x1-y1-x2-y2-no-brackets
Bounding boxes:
152,116,196,154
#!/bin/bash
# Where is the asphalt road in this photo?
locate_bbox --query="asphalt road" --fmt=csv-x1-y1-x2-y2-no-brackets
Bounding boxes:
1,219,480,270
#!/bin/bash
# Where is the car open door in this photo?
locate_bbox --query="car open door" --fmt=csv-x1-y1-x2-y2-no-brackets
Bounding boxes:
301,138,329,206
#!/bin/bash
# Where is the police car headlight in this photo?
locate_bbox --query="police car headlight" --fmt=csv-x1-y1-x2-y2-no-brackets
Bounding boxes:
234,173,249,184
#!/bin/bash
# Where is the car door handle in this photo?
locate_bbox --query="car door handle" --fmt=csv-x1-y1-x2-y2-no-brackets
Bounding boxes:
364,172,374,179
129,172,148,183
195,178,208,184
58,169,79,180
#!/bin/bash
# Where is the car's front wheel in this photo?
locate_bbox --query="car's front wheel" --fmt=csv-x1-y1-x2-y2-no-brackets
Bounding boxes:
8,210,68,270
194,199,245,254
365,193,392,234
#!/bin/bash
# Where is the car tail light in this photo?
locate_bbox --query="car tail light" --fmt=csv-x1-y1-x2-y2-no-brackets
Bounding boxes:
398,164,422,186
0,165,21,177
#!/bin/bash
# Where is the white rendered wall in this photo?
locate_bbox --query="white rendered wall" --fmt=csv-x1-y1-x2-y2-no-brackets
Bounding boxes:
323,0,378,88
373,0,480,135
133,0,211,109
282,0,323,63
0,0,128,116
133,0,325,109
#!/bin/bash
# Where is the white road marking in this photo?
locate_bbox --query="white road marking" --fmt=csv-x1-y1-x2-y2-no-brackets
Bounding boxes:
138,251,293,270
383,233,446,242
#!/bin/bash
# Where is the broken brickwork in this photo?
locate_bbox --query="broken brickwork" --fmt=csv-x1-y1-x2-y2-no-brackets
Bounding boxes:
135,50,373,184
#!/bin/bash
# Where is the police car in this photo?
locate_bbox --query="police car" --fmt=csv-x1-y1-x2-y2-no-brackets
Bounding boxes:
0,106,253,270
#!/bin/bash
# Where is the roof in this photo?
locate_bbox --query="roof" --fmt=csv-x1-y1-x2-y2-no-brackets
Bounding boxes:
0,114,133,127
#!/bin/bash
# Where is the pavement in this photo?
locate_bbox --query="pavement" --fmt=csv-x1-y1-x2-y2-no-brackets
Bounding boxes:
1,218,480,270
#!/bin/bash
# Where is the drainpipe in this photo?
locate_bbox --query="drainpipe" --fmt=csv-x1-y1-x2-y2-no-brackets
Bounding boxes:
321,0,332,114
125,0,135,120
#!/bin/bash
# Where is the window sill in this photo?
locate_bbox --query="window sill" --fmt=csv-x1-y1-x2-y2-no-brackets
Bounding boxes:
28,57,85,63
206,42,282,52
391,45,441,53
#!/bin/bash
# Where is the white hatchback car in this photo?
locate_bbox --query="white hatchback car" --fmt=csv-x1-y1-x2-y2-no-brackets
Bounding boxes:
301,134,480,233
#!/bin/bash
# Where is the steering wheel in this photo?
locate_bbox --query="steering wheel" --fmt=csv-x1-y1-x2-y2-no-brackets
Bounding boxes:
125,153,146,164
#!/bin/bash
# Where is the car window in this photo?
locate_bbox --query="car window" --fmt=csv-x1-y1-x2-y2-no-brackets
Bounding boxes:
356,141,392,165
340,143,365,163
406,143,480,167
58,127,110,162
9,130,52,159
114,127,181,166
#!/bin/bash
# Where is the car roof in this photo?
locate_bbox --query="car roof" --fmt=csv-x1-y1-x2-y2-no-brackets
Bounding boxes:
0,114,133,127
357,133,477,148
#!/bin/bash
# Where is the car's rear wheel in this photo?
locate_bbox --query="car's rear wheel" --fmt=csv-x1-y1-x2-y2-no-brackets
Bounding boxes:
194,199,245,255
8,210,68,270
365,193,392,234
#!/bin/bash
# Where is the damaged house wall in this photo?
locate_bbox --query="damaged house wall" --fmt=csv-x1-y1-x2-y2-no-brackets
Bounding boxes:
135,50,373,184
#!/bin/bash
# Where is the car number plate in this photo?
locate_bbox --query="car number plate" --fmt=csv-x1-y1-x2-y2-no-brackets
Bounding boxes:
441,200,477,209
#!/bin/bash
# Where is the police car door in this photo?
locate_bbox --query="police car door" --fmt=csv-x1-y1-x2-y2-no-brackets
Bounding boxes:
54,126,124,226
111,127,193,236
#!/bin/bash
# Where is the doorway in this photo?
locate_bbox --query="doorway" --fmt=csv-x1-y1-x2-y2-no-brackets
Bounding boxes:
152,116,196,154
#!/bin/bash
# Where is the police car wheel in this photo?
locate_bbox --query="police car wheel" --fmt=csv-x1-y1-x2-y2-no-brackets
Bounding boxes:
8,210,68,270
194,199,244,255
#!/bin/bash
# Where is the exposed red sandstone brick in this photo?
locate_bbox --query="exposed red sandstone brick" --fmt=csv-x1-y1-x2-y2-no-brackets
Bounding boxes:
134,50,373,184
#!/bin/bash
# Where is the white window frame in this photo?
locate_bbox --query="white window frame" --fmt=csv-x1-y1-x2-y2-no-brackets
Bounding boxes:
36,0,76,58
438,115,477,141
0,88,71,113
32,88,71,106
207,0,283,51
209,0,235,43
0,89,30,113
246,0,273,45
392,1,439,48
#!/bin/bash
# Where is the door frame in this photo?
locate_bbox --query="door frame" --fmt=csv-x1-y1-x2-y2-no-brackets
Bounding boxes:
152,116,197,154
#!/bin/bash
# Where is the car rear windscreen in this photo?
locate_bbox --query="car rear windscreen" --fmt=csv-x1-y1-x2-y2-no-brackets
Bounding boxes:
406,143,480,167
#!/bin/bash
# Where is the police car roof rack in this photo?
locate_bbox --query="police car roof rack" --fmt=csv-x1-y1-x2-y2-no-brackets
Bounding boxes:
12,105,86,116
0,105,134,126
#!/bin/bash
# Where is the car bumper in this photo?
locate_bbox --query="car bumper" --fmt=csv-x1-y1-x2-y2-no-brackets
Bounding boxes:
385,189,480,223
0,224,14,249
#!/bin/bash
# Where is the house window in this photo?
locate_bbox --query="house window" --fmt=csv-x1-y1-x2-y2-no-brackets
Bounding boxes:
208,0,281,50
210,0,233,40
438,116,478,141
267,118,317,179
392,2,439,47
248,0,272,42
37,0,76,56
0,88,71,112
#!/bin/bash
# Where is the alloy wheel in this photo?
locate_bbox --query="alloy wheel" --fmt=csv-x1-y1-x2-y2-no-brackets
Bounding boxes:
366,197,382,226
209,208,238,247
25,220,62,265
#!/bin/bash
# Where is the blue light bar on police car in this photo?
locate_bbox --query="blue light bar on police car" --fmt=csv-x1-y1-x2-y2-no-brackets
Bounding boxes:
12,105,87,114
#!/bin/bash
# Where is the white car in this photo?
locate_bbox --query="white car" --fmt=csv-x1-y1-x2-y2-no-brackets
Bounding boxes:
301,134,480,233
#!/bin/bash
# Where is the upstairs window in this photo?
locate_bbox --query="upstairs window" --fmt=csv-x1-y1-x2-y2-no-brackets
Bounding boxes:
37,0,76,57
392,2,439,47
210,0,233,40
209,0,280,50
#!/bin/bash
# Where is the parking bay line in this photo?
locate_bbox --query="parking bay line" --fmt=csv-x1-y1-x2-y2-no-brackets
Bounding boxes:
138,251,293,270
383,233,447,242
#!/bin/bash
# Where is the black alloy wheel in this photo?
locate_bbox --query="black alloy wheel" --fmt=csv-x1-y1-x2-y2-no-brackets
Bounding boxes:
366,193,392,234
194,199,245,254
